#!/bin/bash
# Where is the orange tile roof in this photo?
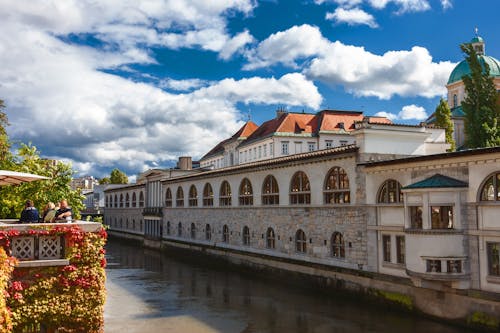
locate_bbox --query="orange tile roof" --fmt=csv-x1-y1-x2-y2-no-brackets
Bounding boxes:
318,110,364,131
201,121,258,160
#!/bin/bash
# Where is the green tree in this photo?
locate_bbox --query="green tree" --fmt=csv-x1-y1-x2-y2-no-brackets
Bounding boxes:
0,99,12,164
460,43,500,148
434,98,456,151
0,143,84,219
109,168,128,184
98,177,110,184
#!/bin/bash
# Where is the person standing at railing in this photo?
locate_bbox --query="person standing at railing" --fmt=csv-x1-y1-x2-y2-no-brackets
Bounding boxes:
54,199,73,222
42,202,56,223
20,199,39,223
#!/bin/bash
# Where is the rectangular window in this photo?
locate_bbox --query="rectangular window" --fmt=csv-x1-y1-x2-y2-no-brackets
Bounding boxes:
396,235,405,264
263,144,267,157
340,140,348,146
447,260,462,273
295,142,302,154
487,242,500,276
426,260,442,273
270,143,274,156
282,142,289,155
325,140,333,149
410,206,423,229
308,142,315,152
431,206,453,229
382,235,391,262
253,147,257,159
258,146,262,158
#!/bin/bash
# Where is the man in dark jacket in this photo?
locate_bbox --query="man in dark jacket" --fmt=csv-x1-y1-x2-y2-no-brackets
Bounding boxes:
20,200,39,223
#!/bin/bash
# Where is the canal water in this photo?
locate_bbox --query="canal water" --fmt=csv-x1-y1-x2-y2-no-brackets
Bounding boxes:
104,239,469,333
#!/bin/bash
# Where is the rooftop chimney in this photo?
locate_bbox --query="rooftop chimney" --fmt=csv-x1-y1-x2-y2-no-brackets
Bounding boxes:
276,107,287,119
177,156,192,170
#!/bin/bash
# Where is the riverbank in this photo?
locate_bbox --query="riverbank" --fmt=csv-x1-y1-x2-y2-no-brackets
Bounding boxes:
104,237,470,333
108,232,500,331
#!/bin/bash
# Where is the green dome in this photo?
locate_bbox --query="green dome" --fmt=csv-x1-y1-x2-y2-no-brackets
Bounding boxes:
447,55,500,84
470,36,484,43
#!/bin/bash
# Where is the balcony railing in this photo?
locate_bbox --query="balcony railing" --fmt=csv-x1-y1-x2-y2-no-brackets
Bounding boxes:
0,221,102,267
142,207,163,217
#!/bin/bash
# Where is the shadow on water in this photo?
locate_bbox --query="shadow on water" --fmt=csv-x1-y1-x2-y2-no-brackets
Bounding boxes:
104,238,469,333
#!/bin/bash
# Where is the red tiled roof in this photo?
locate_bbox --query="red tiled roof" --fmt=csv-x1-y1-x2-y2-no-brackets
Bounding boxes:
366,116,393,125
318,110,364,131
201,121,258,160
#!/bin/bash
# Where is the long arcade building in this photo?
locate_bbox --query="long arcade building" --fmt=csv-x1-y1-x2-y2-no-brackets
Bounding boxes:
105,132,500,327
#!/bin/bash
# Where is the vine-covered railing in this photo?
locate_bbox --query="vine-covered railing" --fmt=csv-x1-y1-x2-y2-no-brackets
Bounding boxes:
0,222,107,333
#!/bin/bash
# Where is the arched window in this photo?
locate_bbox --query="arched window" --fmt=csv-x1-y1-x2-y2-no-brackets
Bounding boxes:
114,195,118,208
262,175,279,205
126,219,129,229
266,227,275,249
205,224,211,240
120,194,124,207
166,221,171,235
132,192,137,207
125,193,130,207
377,179,403,203
453,94,458,108
222,225,229,243
140,220,143,231
242,226,250,246
189,185,198,207
165,188,172,207
480,172,500,201
191,223,196,239
203,183,214,206
139,191,144,207
132,219,135,229
120,218,123,229
176,187,184,207
219,181,232,206
290,171,310,204
178,222,182,237
331,232,345,258
239,178,253,206
296,229,307,253
324,167,350,204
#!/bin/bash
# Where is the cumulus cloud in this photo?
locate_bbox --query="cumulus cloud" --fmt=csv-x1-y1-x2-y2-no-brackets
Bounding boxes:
243,25,330,70
375,104,428,121
245,24,455,99
367,0,430,13
440,0,452,10
0,2,322,178
0,0,256,60
326,7,378,28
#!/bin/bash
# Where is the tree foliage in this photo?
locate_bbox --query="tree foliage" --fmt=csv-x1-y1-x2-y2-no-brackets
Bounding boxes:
461,43,500,148
434,98,456,151
0,100,11,163
109,168,128,184
0,143,84,219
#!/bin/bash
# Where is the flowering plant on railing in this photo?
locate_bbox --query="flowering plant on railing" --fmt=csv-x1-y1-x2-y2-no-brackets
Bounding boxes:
0,247,16,333
1,224,107,333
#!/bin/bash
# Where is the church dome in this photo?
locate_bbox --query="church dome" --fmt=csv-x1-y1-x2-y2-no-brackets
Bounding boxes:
447,36,500,84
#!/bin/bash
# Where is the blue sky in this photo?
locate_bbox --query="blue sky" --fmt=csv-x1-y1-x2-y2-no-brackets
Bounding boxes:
1,0,499,180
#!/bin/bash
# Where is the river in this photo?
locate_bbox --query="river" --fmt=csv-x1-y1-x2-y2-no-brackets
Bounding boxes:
104,238,469,333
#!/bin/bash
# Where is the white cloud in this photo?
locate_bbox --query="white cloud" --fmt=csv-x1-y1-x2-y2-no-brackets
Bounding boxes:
159,78,209,92
243,24,330,70
326,7,378,28
246,24,455,99
193,73,322,109
399,104,427,120
315,0,364,6
368,0,430,13
440,0,452,10
0,2,322,178
375,104,428,121
0,0,256,60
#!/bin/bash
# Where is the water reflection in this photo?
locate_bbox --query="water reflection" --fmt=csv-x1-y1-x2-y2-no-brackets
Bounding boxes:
104,239,468,333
